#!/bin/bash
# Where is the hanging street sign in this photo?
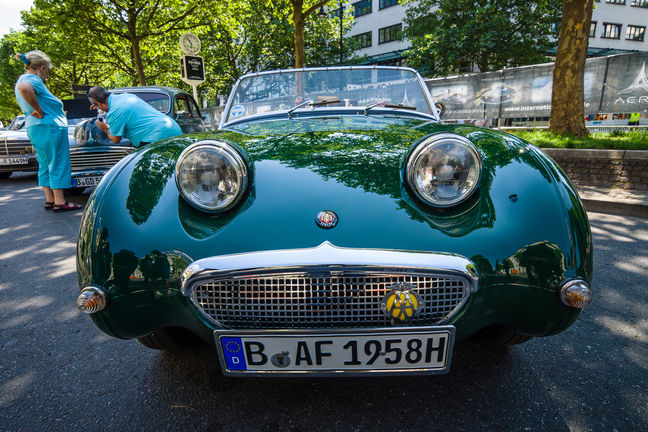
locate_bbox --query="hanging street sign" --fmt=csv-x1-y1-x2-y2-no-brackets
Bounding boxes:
181,55,205,84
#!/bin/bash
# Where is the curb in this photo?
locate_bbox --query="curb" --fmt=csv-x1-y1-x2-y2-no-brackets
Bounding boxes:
580,198,648,218
577,186,648,218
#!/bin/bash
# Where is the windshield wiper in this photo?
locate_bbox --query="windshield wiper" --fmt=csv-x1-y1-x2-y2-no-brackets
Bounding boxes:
310,98,341,107
364,101,417,115
287,98,341,119
287,100,312,118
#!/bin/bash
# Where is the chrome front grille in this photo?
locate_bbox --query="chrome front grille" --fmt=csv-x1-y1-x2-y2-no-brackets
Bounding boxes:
1,139,33,156
69,148,132,171
191,271,470,329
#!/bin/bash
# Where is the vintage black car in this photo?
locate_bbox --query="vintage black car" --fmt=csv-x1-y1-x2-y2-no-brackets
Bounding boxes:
71,86,206,189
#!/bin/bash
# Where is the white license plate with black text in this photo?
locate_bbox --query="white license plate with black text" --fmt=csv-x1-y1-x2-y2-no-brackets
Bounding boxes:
0,157,29,165
74,175,103,187
215,327,454,376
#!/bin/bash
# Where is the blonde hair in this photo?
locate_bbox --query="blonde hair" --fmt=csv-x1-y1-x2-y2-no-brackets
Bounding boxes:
15,50,52,70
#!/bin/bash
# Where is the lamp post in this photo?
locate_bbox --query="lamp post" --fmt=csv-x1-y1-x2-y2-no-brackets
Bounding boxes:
339,0,344,65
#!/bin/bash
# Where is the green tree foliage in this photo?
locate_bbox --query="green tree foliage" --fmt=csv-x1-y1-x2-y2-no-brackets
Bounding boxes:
0,32,25,120
19,1,110,94
59,0,210,86
0,0,353,117
197,0,355,100
403,0,562,76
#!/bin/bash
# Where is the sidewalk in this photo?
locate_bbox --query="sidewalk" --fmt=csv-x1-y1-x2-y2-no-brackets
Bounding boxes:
576,186,648,218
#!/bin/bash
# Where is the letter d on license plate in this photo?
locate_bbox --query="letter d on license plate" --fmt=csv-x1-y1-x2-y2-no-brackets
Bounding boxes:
215,326,454,376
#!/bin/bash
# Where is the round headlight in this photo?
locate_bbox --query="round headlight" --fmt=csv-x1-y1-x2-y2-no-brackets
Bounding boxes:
406,133,481,207
175,140,248,212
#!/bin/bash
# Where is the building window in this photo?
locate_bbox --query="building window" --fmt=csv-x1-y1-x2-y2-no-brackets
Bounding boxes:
379,0,399,10
631,0,648,7
378,23,402,44
626,25,646,41
352,31,372,48
605,0,626,4
590,21,597,37
602,23,622,39
353,0,372,17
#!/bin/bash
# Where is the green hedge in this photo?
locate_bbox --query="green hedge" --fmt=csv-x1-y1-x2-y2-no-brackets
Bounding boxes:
508,130,648,150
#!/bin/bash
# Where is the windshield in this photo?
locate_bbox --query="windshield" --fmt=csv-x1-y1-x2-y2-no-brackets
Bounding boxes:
113,91,171,114
224,67,433,124
9,116,25,130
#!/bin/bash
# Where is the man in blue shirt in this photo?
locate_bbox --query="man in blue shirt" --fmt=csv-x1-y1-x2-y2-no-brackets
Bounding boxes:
87,86,182,147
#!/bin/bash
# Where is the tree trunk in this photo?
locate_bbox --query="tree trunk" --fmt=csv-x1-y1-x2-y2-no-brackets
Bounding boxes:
293,4,305,69
131,37,147,86
549,0,593,136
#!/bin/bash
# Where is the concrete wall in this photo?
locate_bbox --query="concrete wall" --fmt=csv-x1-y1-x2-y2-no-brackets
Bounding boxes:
542,148,648,191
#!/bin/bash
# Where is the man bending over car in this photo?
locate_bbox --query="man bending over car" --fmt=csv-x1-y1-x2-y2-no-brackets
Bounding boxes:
87,86,182,148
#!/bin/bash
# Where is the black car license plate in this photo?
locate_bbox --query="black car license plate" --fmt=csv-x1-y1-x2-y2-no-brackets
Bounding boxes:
215,327,454,376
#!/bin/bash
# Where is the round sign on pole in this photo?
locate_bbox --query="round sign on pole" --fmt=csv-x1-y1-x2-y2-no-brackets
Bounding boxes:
180,33,201,55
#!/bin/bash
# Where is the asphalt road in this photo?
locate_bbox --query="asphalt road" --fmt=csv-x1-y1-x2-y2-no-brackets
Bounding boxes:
1,173,646,432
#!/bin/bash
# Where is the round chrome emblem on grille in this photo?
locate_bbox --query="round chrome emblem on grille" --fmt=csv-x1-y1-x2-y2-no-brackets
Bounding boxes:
381,282,422,322
315,210,338,229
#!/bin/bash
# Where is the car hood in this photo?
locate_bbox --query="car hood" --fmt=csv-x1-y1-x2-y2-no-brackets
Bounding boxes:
80,115,591,293
71,118,133,148
0,130,29,140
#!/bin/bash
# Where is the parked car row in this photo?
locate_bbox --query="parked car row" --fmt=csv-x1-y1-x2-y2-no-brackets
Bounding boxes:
1,86,206,188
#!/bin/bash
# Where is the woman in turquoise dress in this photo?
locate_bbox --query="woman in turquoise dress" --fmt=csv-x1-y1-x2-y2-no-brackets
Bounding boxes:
14,50,81,212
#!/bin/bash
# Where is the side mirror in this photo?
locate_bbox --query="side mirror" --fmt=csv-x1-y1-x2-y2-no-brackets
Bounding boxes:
175,111,187,120
434,101,446,119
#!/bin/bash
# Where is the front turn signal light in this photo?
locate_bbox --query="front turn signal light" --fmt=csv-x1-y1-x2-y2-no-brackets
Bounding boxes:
559,279,593,308
77,286,108,313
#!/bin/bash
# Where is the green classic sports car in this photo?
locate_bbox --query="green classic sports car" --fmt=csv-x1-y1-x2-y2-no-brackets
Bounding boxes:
76,66,593,376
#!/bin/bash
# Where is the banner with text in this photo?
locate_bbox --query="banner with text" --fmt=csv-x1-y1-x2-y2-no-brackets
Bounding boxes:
426,52,648,120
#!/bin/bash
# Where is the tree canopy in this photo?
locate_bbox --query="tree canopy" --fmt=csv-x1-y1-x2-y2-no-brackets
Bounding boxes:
0,0,351,119
403,0,562,75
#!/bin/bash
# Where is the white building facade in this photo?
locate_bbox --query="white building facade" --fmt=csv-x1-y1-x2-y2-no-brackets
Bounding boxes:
344,0,648,65
345,0,411,64
590,0,648,53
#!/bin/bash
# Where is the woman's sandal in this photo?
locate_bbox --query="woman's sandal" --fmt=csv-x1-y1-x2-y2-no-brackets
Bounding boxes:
44,202,54,211
53,202,83,213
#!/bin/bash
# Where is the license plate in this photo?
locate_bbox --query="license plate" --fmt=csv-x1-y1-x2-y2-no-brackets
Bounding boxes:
0,157,29,165
215,326,454,376
74,175,103,187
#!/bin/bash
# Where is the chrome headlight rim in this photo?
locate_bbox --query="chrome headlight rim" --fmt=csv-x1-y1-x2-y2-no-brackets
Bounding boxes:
175,140,248,213
406,133,482,208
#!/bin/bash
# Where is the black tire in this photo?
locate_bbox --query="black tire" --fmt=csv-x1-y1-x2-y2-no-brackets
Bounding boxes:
470,325,533,346
137,327,202,351
0,172,12,179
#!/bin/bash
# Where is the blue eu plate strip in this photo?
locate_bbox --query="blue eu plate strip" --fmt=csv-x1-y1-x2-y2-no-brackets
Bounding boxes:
221,337,247,370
